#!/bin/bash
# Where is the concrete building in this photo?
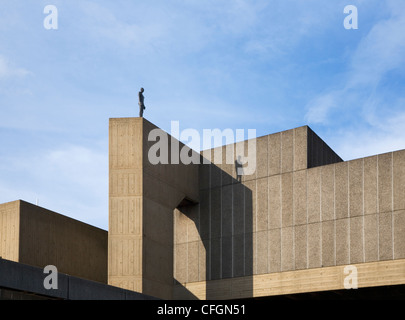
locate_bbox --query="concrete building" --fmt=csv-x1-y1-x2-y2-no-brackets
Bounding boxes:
108,117,405,300
1,117,405,299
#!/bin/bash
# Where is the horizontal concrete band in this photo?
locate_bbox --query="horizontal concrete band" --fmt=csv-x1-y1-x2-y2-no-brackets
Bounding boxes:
173,258,405,299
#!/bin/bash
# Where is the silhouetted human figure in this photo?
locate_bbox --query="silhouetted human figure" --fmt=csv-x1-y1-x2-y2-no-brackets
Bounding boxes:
139,87,146,117
235,155,243,182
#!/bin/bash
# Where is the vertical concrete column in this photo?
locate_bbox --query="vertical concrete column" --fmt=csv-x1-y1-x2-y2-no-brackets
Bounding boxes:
108,118,144,294
108,118,199,299
0,201,20,262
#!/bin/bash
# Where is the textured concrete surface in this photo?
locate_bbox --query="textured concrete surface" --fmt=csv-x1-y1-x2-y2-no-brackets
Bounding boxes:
109,118,199,299
1,119,404,300
172,124,405,299
0,200,107,283
107,119,405,299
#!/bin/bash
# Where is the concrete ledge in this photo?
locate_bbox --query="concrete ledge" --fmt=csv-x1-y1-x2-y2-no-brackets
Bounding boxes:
0,258,157,300
0,258,68,299
174,259,405,299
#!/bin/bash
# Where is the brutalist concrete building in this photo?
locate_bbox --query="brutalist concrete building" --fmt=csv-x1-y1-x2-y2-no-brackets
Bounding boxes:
1,117,405,299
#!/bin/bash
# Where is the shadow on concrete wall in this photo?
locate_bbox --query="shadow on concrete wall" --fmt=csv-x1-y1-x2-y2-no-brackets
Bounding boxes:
175,155,253,299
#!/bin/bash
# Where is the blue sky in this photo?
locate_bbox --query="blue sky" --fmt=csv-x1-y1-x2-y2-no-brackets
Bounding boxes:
1,0,405,230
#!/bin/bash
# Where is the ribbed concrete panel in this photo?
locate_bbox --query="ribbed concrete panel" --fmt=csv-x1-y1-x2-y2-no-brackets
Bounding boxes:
281,226,294,271
394,210,405,259
364,213,378,262
268,175,281,229
294,224,307,270
293,170,307,225
256,178,268,232
281,130,294,173
268,132,281,176
268,228,281,273
322,220,335,267
281,172,293,227
364,156,378,215
335,218,350,265
256,230,268,274
307,222,321,269
321,165,335,221
379,212,393,260
349,159,363,218
393,150,405,211
378,153,393,214
335,161,349,220
294,126,308,171
349,216,364,264
0,201,19,262
256,136,268,179
307,167,321,223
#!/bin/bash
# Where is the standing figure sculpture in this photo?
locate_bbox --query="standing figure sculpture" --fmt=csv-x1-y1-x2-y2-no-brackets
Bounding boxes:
235,155,243,182
138,87,146,117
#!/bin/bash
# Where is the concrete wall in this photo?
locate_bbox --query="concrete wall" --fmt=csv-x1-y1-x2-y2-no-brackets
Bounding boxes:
19,201,107,283
108,117,144,293
142,119,198,298
108,117,199,299
0,200,108,284
174,126,344,287
307,127,343,168
0,201,19,262
173,126,405,299
107,119,405,299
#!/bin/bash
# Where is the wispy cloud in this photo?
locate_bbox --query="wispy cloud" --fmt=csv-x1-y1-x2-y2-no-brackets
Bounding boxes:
304,91,341,124
0,143,108,228
304,1,405,159
0,55,31,79
348,2,405,89
305,2,405,124
332,108,405,160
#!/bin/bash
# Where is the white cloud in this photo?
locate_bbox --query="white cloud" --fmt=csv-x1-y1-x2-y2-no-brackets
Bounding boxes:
0,55,31,79
304,91,340,124
333,112,405,160
242,1,343,57
303,2,405,160
74,0,341,60
0,144,108,229
305,2,405,125
75,1,211,55
347,3,405,89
